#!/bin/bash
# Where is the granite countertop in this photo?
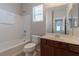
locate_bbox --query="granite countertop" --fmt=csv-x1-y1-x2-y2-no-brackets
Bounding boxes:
40,33,79,45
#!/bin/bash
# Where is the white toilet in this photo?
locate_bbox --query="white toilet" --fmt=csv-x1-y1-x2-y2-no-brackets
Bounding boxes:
24,35,40,56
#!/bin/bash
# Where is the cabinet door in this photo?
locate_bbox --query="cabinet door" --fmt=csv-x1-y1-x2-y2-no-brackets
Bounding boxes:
40,39,47,56
55,48,79,56
45,45,55,56
40,45,47,56
55,48,65,56
41,45,55,56
64,50,79,56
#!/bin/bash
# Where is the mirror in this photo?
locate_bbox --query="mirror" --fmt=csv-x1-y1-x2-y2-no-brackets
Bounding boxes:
46,4,67,34
68,4,79,28
67,4,79,35
46,3,79,35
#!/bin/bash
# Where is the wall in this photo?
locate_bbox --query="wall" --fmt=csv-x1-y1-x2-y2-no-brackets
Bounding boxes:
46,8,53,33
0,3,24,43
22,3,46,36
21,15,31,42
44,3,67,9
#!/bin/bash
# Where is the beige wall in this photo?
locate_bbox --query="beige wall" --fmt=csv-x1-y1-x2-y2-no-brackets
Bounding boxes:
22,3,46,36
46,8,53,33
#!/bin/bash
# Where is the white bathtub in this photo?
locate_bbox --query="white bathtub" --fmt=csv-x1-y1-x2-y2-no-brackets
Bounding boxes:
0,39,29,56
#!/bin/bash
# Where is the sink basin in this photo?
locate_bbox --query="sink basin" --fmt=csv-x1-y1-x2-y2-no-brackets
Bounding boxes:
55,34,60,38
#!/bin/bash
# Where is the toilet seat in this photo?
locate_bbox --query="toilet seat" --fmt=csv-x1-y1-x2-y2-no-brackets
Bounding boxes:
24,43,36,48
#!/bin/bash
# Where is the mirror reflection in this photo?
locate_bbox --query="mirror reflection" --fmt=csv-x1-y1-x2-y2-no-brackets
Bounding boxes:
46,3,79,35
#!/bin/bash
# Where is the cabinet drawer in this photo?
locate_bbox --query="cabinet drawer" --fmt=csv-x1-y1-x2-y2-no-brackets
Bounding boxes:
68,44,79,53
46,40,68,49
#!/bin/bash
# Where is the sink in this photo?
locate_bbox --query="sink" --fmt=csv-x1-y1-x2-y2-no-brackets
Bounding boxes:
55,34,60,38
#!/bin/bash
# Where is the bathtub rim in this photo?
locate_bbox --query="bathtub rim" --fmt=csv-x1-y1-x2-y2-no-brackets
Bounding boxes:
0,40,30,53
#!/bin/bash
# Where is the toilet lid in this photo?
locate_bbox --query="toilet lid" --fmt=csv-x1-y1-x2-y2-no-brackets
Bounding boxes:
24,43,36,48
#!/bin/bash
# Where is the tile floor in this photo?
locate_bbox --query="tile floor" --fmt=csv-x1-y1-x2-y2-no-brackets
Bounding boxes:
18,48,40,56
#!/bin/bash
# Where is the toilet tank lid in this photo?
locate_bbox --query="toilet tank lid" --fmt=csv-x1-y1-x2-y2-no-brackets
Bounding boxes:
32,35,40,38
24,43,36,48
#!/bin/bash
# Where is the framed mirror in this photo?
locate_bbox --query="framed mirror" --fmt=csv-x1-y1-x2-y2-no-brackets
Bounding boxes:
45,4,67,34
45,3,79,35
52,5,67,34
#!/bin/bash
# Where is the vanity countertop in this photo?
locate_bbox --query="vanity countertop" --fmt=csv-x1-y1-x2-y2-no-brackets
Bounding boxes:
40,33,79,45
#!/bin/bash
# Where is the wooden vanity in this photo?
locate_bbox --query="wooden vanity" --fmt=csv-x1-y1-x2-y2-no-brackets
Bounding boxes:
40,33,79,56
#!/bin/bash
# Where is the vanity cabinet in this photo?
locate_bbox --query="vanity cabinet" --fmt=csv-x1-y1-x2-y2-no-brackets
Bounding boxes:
40,38,79,56
40,38,55,56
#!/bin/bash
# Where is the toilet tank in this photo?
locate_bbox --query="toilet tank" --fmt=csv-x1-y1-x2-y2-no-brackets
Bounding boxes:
32,35,40,45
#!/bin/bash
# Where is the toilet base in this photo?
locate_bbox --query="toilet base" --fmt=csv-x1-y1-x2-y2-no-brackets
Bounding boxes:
25,51,37,56
25,52,33,56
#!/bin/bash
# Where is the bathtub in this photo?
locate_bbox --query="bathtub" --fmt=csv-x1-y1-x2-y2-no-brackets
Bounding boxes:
0,39,30,56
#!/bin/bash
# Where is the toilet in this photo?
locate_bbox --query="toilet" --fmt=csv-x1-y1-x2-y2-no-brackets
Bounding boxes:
24,35,40,56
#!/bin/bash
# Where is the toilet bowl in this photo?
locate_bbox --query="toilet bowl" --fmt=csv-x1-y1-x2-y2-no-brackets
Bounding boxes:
24,35,40,56
24,43,36,56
